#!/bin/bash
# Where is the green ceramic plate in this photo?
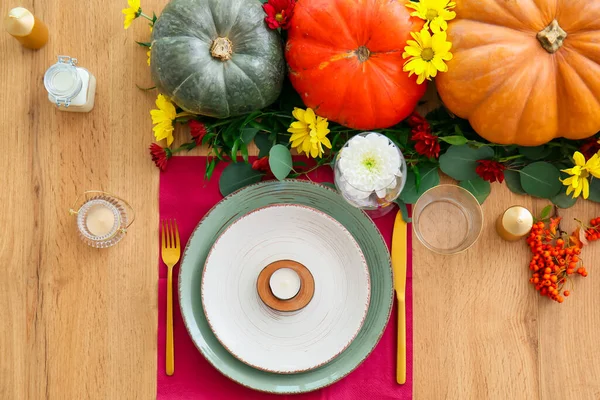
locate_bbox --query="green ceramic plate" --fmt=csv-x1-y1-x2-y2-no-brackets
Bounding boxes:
178,180,393,394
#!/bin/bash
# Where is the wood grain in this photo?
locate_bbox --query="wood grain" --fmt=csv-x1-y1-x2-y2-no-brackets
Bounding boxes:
0,1,599,399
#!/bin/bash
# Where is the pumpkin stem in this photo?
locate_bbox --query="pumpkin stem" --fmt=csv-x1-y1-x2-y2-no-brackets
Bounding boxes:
355,46,370,62
211,37,233,61
537,20,567,54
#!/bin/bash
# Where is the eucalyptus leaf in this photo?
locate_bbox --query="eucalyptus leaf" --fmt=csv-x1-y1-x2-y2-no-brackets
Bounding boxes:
519,162,562,199
255,132,272,158
400,164,440,204
552,191,577,209
588,178,600,203
439,135,468,146
439,145,494,181
518,146,552,160
394,200,412,223
504,170,526,195
269,144,293,180
459,178,491,204
219,163,263,196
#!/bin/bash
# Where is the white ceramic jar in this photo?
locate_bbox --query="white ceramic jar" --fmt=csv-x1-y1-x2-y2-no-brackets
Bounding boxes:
43,56,96,112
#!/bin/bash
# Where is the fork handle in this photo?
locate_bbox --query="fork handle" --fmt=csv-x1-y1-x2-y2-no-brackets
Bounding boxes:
166,265,174,376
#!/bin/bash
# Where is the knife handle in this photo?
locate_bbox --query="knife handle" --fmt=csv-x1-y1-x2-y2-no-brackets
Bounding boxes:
396,298,406,384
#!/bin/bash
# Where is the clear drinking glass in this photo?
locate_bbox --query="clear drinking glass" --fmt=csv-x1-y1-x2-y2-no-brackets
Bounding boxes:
334,132,407,218
412,185,483,254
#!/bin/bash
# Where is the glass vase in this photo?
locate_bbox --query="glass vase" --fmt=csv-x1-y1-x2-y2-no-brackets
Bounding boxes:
334,132,407,218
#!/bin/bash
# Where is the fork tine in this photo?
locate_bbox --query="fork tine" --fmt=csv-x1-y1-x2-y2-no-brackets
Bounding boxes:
161,220,166,250
169,219,176,248
174,220,180,249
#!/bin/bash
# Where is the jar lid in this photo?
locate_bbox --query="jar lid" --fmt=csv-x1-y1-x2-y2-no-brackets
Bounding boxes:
44,56,82,106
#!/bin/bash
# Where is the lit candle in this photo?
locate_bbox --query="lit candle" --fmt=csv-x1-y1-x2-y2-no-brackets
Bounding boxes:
4,7,48,50
496,206,534,241
85,204,116,237
269,268,301,300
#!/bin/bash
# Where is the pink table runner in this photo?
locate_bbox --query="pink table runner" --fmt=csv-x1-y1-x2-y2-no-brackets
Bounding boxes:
158,156,413,399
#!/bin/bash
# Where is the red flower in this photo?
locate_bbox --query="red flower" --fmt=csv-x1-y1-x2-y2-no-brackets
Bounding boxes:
407,111,429,130
149,143,171,171
579,137,600,160
475,159,506,183
411,130,440,159
263,0,295,30
252,156,275,180
189,120,208,146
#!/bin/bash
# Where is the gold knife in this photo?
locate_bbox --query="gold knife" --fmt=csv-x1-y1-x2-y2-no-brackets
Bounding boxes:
391,210,407,384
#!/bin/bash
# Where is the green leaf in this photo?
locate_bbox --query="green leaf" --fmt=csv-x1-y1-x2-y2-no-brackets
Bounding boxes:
518,146,552,161
519,162,562,199
552,191,577,209
205,158,218,180
231,138,240,161
539,204,553,219
255,132,272,158
504,170,526,195
588,178,600,203
400,164,440,204
240,142,249,163
394,200,412,223
135,84,156,91
269,144,293,181
439,135,468,146
439,145,494,181
459,178,491,204
241,127,259,144
135,41,151,47
219,163,263,196
240,111,262,128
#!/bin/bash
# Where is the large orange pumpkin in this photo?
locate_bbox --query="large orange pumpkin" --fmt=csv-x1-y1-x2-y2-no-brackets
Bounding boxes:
285,0,426,130
436,0,600,146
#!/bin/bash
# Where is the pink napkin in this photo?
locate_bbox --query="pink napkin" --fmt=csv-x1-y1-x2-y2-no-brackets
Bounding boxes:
158,156,413,399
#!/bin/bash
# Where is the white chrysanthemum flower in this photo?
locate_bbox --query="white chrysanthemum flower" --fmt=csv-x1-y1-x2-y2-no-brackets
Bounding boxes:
337,133,402,200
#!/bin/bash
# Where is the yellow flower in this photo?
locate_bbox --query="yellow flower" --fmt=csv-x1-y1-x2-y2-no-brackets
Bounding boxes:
122,0,141,29
150,94,177,146
147,47,151,66
288,108,332,158
561,151,600,199
403,29,452,84
406,0,456,33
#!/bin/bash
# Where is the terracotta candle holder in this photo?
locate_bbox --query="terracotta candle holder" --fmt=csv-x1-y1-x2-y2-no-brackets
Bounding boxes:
257,260,314,312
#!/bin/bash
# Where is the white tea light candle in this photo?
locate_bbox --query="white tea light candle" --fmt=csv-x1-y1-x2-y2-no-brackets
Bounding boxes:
269,267,301,300
85,204,116,237
496,206,534,241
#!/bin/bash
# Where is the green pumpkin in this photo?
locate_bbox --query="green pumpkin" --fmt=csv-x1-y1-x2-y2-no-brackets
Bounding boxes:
151,0,285,118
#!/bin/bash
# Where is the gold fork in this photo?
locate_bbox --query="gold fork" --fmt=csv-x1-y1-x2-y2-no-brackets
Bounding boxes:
161,219,180,376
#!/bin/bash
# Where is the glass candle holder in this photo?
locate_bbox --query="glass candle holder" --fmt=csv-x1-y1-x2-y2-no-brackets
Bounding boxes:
69,191,135,248
334,132,407,218
412,185,483,254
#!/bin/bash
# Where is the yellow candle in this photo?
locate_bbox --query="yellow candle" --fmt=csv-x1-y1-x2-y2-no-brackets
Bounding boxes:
4,7,48,50
496,206,534,241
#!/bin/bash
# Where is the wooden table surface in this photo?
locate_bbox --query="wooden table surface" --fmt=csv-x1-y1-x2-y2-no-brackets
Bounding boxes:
1,1,599,399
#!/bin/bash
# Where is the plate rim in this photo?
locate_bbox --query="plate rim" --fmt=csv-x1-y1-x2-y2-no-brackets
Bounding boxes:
200,203,372,374
178,179,393,394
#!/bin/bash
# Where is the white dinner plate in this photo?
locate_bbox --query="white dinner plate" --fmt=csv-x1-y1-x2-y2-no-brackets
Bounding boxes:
201,204,371,374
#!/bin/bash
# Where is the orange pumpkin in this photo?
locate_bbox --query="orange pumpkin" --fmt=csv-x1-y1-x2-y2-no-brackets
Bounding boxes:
285,0,426,130
436,0,600,146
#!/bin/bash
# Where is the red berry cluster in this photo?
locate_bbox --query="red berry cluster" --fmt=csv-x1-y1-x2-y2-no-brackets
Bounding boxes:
585,217,600,242
526,217,589,303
